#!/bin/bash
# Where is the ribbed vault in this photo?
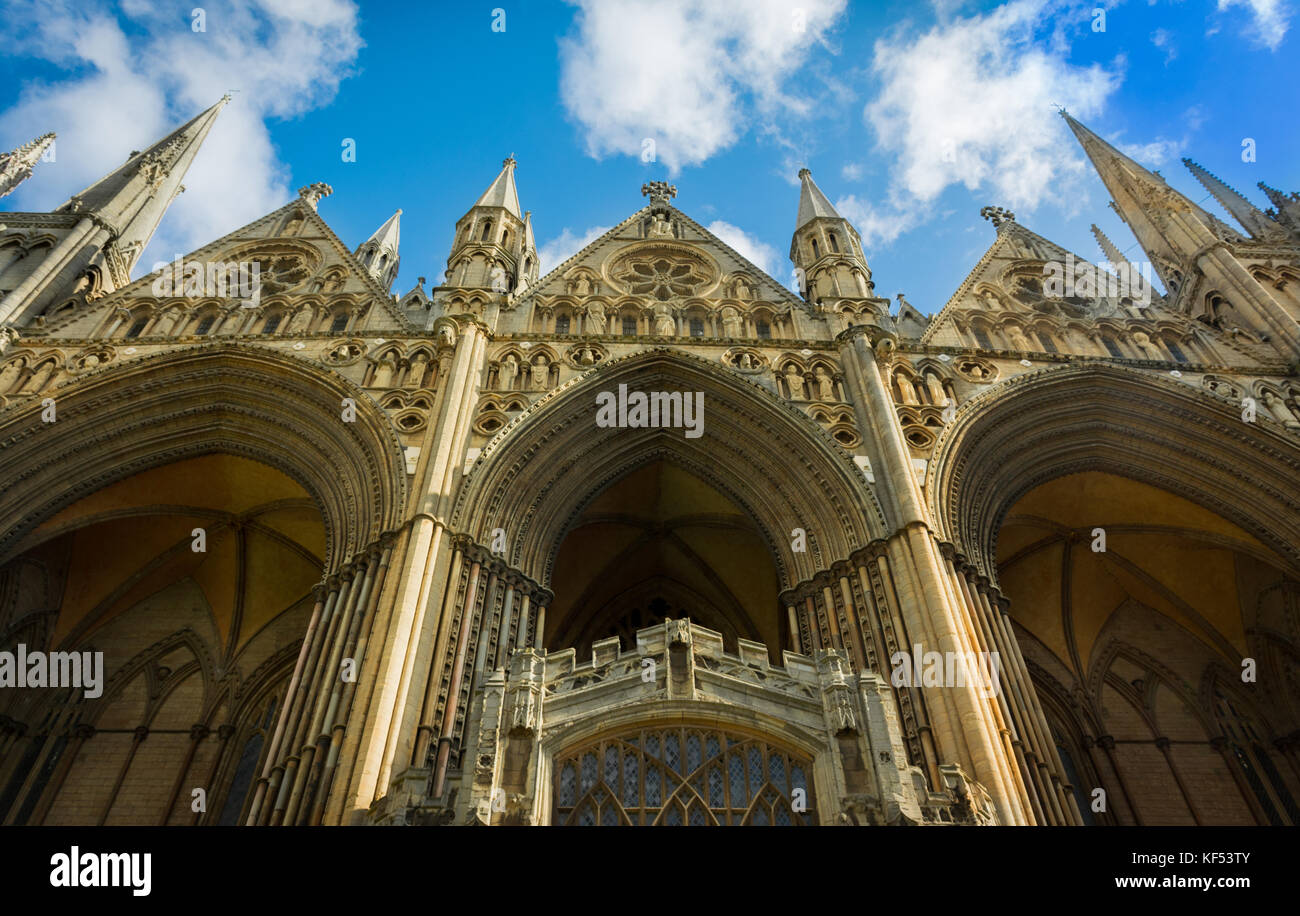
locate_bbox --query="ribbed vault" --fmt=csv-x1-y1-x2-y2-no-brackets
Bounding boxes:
0,343,408,572
451,348,886,590
928,363,1300,586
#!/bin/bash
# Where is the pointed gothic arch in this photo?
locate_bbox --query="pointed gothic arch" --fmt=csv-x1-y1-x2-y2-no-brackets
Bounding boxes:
451,348,886,591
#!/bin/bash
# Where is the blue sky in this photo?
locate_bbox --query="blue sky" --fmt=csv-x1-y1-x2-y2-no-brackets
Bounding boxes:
1,0,1296,313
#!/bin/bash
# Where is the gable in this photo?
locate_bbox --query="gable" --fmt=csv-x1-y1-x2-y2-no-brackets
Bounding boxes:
39,196,410,338
921,222,1167,347
519,205,805,313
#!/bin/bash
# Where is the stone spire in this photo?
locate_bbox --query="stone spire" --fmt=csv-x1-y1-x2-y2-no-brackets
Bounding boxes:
1182,158,1276,238
789,168,873,302
356,209,401,291
795,167,841,229
1061,111,1229,288
444,156,531,293
56,95,229,276
0,132,55,199
472,155,521,219
1090,223,1127,267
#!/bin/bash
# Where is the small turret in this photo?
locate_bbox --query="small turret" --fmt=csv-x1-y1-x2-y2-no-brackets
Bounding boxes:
789,168,874,303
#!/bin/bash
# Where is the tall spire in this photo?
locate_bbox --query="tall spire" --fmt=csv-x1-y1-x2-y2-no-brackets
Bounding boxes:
1182,158,1275,238
356,209,401,291
1061,110,1229,287
0,132,56,199
56,95,228,275
472,155,521,219
1090,223,1127,267
795,167,841,229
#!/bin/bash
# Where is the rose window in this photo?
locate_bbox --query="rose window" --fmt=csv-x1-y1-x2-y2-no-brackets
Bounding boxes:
251,254,312,294
620,258,705,301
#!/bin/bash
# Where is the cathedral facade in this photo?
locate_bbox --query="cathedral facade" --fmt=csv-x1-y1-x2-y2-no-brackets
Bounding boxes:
1,97,1298,826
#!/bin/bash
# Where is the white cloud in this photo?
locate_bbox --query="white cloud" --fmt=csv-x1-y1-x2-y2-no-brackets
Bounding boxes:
0,0,362,276
1217,0,1291,50
558,0,848,173
1150,27,1177,63
860,0,1122,242
706,219,781,277
1116,137,1187,167
841,161,864,181
538,225,611,273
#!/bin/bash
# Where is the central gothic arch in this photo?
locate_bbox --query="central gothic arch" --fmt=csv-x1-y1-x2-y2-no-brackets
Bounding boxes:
451,347,888,592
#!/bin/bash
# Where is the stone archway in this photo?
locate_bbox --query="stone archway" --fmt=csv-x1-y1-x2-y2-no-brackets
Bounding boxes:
929,363,1300,824
453,347,887,592
0,345,409,826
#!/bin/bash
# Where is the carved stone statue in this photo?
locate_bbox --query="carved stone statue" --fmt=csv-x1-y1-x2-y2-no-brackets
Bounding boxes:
816,367,835,401
653,302,675,337
585,301,606,334
574,275,591,296
287,308,312,333
576,347,595,367
0,357,24,393
785,366,805,399
721,307,742,338
500,354,518,390
1008,326,1031,350
372,356,396,388
1263,390,1300,428
530,354,549,390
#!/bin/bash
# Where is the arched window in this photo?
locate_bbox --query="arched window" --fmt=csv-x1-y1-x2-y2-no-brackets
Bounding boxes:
502,230,511,249
555,315,570,336
689,317,704,337
126,318,149,339
1101,335,1123,358
622,316,637,336
195,315,216,336
262,313,282,335
828,232,839,253
1214,689,1299,825
552,726,816,826
1037,331,1058,353
1165,339,1187,362
481,220,494,242
330,313,350,334
756,320,771,339
810,238,820,259
973,326,993,349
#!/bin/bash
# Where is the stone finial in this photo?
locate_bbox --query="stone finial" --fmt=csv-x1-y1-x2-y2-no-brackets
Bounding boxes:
641,180,678,204
297,182,334,210
979,205,1016,228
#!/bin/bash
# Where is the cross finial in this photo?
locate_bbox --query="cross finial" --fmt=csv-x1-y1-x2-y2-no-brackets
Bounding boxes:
980,205,1016,228
641,180,677,204
297,182,334,210
503,154,517,169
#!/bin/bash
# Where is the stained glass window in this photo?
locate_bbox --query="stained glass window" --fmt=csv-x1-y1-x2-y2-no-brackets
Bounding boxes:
552,726,815,825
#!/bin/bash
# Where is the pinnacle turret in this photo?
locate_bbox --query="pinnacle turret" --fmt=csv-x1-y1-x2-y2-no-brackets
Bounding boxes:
1182,158,1276,238
788,168,873,302
1090,223,1127,267
443,156,531,294
356,209,401,291
0,132,56,199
